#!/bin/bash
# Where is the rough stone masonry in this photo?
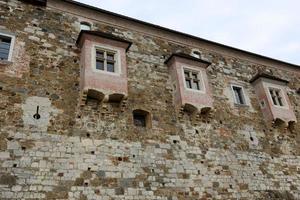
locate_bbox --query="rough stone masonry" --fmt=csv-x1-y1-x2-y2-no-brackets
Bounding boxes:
0,0,300,199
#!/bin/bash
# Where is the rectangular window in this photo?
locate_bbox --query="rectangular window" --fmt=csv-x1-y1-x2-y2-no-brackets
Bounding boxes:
184,69,201,90
269,88,284,106
0,35,12,61
232,85,246,105
95,49,116,72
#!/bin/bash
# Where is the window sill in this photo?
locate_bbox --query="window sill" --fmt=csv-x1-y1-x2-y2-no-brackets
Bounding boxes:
0,60,13,66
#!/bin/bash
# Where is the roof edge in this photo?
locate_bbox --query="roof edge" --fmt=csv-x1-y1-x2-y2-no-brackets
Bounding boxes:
165,53,211,66
56,0,299,69
249,73,289,84
76,30,132,51
21,0,47,6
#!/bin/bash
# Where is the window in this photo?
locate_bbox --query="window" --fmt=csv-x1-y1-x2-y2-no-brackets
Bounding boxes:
192,50,201,59
133,109,151,128
184,69,201,90
0,33,14,61
80,22,91,31
269,88,284,106
232,85,246,105
95,49,116,72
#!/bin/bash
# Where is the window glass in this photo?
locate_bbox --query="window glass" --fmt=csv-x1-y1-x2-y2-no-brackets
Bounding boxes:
232,86,245,105
192,80,200,90
133,109,151,128
95,49,117,73
0,35,12,60
107,53,114,61
96,60,104,70
269,88,284,106
186,80,192,89
96,51,104,58
133,113,146,127
184,69,201,90
192,51,201,59
107,62,115,72
80,22,91,31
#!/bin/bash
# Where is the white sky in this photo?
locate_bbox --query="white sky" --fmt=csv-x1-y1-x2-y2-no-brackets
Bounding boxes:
76,0,300,65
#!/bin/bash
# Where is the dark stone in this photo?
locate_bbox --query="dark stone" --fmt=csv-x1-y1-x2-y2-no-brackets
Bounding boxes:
0,174,16,186
186,153,197,159
119,178,134,188
50,94,60,100
115,187,124,195
96,170,105,178
13,88,28,94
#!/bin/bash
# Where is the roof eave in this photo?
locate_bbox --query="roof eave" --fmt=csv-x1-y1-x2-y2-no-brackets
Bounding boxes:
58,0,299,69
76,30,132,52
249,73,289,84
165,53,211,67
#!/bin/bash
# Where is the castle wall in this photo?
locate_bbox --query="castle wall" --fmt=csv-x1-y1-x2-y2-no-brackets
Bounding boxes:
0,0,300,199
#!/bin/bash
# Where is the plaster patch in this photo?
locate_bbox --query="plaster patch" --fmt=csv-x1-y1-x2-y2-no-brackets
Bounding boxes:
22,96,61,132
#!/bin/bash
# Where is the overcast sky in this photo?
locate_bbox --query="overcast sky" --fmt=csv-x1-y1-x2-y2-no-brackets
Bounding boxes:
76,0,300,65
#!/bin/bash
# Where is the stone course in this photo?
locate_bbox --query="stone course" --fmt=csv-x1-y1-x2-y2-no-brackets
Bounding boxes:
0,0,300,199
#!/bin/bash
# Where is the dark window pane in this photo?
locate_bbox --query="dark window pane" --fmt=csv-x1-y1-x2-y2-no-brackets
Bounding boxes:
0,42,10,50
0,48,9,54
107,62,115,72
0,37,11,43
184,71,189,78
192,81,200,90
186,80,192,89
233,87,245,105
278,97,283,106
96,60,104,70
0,36,11,60
233,88,240,104
269,89,283,106
237,90,244,104
107,53,114,61
0,52,8,60
96,51,104,58
133,113,146,127
192,73,198,79
272,96,277,105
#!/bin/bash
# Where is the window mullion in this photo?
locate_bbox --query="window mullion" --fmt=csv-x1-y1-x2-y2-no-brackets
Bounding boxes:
104,51,107,71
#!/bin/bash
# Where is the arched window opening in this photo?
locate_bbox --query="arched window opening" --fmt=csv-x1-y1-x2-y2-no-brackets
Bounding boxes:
80,22,91,31
133,109,151,128
192,50,201,59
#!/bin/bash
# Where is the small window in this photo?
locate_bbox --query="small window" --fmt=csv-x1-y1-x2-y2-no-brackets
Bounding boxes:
184,69,201,90
232,85,246,105
80,22,91,31
192,50,201,59
0,34,13,61
269,88,284,106
133,109,151,128
95,49,116,72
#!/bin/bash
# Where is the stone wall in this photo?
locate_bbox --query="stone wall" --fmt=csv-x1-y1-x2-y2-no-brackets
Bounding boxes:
0,0,300,199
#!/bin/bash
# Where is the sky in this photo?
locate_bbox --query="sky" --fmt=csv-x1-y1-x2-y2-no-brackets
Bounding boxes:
76,0,300,65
